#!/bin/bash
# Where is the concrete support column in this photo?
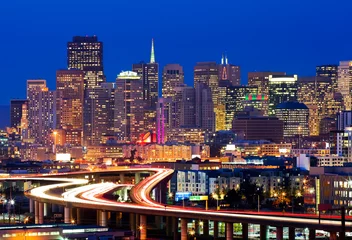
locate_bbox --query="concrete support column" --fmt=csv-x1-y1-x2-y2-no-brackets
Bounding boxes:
289,227,295,240
276,227,284,240
135,214,140,233
34,201,39,224
135,173,141,184
166,217,172,236
242,223,248,240
51,204,58,213
260,225,267,240
226,222,233,240
181,218,188,240
309,229,315,240
129,213,136,232
64,207,71,224
203,220,209,236
29,199,34,213
329,232,337,240
38,202,44,224
173,217,179,239
43,203,48,217
214,220,219,238
100,211,107,227
140,214,147,240
76,208,81,225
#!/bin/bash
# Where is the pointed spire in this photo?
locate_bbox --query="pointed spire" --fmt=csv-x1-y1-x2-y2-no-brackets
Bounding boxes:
225,52,228,65
150,38,155,63
221,53,224,65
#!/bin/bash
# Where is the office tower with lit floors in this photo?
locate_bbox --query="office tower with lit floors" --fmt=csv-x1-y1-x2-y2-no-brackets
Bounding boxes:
275,101,309,138
298,76,335,136
218,53,241,86
268,74,298,115
162,64,185,98
56,70,84,145
67,36,105,89
248,71,286,96
132,39,159,109
83,83,115,146
338,61,352,110
225,86,258,130
10,99,28,132
114,71,145,143
316,64,338,92
27,80,56,146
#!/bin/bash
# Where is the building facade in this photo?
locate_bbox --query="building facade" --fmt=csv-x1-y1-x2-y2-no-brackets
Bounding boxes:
114,71,145,143
268,75,298,115
275,101,309,138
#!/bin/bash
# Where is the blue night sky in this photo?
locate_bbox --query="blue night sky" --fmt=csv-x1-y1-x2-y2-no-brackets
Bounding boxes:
1,0,352,105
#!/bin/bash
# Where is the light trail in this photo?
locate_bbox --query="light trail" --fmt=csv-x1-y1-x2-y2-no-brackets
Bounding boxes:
23,168,352,230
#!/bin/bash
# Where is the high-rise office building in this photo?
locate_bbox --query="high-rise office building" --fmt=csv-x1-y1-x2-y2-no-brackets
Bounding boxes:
248,71,286,96
67,36,105,89
268,74,298,115
337,111,352,131
194,62,219,104
316,65,338,93
67,36,103,71
338,61,352,110
27,80,56,145
10,99,28,131
242,94,269,116
114,71,145,143
195,83,215,132
157,98,172,144
298,76,335,135
83,83,115,146
232,116,284,143
218,53,240,86
215,87,227,131
132,39,159,109
56,70,84,132
275,101,309,138
162,64,184,98
225,86,258,130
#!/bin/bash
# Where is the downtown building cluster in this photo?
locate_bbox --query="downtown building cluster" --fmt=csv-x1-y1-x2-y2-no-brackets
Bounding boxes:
5,35,352,164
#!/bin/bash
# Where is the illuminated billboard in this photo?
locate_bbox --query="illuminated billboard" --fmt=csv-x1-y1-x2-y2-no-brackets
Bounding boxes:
56,153,71,162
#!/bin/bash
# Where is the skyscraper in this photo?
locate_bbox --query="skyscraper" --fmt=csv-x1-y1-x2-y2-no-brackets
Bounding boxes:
275,101,309,138
218,53,241,86
248,71,286,96
67,36,103,71
268,75,298,115
298,76,335,135
316,65,338,92
67,36,105,89
162,64,184,98
225,86,258,130
132,39,159,109
83,83,115,146
56,70,84,132
338,61,352,110
194,62,219,103
10,99,28,131
195,83,215,132
27,80,56,145
114,71,145,142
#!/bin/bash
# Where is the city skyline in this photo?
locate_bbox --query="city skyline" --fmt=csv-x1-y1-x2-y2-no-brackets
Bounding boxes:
2,0,352,105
